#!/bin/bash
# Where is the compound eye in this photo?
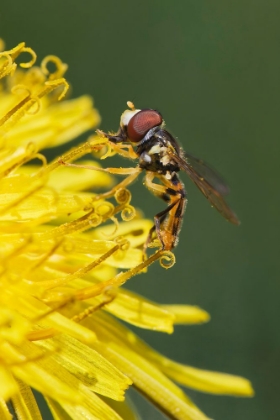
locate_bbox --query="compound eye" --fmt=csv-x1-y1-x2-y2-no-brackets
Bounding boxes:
127,109,162,142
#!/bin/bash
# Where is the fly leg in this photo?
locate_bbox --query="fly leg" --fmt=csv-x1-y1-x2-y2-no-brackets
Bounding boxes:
93,169,142,201
97,130,138,160
144,172,186,252
143,200,179,253
167,194,186,249
58,158,142,201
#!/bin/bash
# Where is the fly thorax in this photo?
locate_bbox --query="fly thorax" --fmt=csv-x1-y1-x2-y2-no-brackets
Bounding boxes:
165,171,172,180
148,143,165,155
149,143,172,167
139,151,152,166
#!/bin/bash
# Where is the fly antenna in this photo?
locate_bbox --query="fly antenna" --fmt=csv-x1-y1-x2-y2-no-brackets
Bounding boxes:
127,100,135,110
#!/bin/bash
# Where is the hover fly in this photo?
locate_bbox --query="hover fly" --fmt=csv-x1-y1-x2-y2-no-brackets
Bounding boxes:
93,101,239,252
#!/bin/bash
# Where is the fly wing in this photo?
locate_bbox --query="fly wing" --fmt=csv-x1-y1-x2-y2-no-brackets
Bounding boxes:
169,151,240,225
184,153,230,195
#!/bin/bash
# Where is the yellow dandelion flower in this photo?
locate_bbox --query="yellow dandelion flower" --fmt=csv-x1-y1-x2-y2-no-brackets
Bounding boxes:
0,41,253,420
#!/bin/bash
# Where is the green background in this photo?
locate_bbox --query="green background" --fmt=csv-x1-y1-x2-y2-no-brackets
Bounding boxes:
1,1,280,419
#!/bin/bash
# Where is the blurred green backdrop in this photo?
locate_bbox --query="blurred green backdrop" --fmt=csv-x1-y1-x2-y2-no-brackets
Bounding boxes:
1,1,280,419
